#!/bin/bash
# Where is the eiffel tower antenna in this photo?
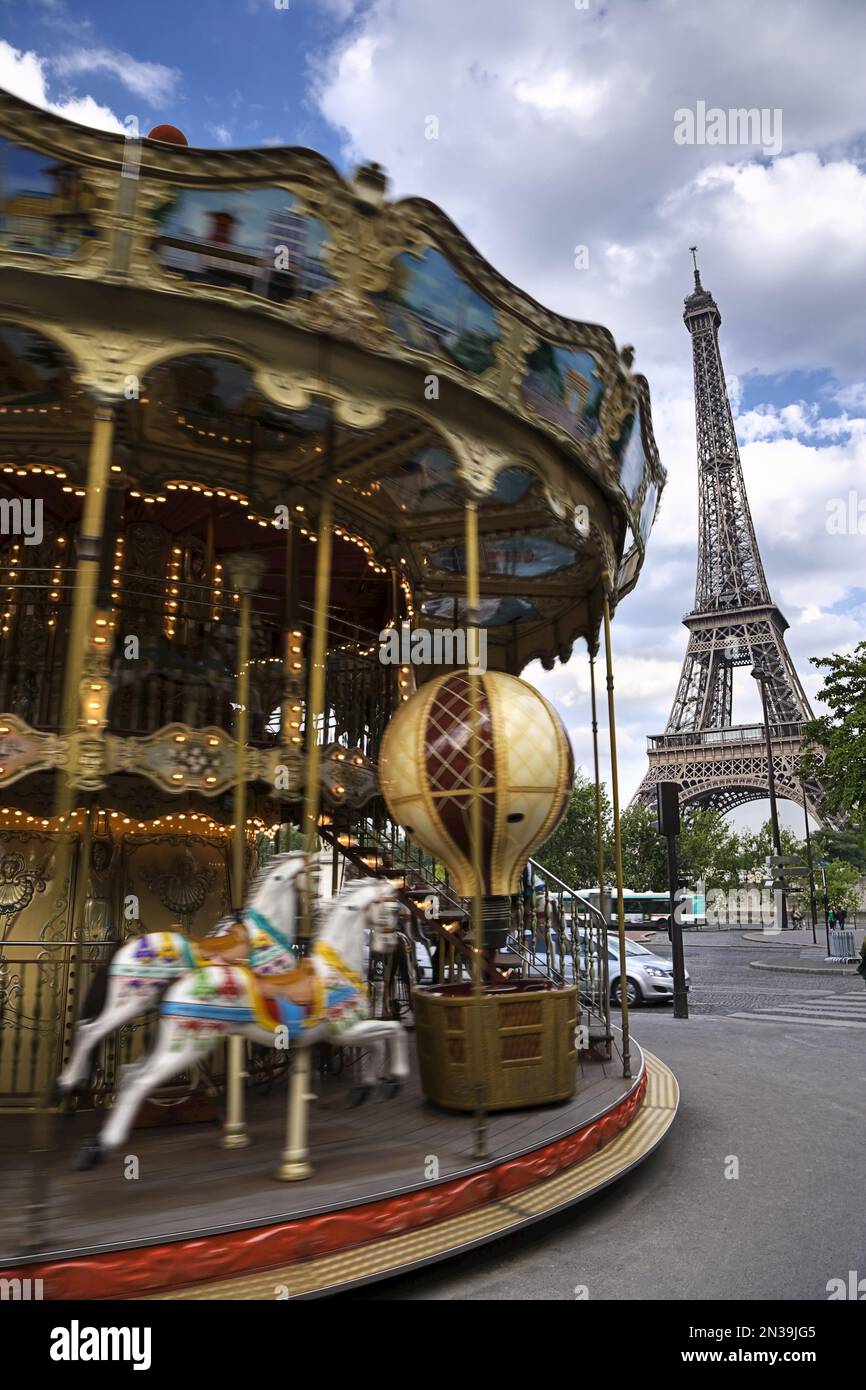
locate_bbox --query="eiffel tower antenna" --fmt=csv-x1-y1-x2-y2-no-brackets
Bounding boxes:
632,258,832,823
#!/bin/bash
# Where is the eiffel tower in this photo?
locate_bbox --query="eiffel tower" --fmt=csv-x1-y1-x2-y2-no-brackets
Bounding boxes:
632,252,829,823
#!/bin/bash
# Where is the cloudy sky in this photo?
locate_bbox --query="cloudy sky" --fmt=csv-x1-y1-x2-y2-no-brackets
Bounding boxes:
2,0,864,831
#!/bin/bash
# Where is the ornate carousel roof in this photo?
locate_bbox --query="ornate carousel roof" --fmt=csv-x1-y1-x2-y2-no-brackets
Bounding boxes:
0,90,664,679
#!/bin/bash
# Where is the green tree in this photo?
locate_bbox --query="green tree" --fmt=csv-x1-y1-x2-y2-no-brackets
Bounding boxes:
678,808,743,892
802,642,866,816
814,821,866,870
535,770,610,888
617,801,667,890
824,860,861,917
737,820,805,879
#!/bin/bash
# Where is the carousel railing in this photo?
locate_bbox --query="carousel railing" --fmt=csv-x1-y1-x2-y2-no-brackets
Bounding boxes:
512,859,612,1040
0,937,189,1107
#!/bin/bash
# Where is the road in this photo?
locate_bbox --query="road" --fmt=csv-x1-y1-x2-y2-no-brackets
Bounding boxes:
345,931,866,1301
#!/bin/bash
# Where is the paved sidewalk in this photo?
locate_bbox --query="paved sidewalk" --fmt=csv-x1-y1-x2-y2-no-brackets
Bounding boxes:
640,923,865,977
750,957,863,977
742,926,864,950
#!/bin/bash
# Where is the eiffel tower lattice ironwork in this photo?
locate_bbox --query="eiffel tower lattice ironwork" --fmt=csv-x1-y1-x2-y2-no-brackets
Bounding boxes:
632,253,829,823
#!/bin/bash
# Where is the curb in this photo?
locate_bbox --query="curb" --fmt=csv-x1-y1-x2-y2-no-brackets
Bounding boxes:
749,959,862,978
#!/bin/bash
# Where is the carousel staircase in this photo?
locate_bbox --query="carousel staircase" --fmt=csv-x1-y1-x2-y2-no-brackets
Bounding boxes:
319,824,477,981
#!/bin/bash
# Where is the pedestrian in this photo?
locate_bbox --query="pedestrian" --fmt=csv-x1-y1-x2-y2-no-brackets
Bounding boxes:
858,935,866,991
828,906,837,930
836,905,847,929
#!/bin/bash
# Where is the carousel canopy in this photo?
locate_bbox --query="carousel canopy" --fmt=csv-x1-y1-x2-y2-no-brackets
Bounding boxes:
0,91,664,677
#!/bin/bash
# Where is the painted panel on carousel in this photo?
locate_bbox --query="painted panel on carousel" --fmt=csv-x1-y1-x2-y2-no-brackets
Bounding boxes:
375,248,501,374
152,186,332,302
638,479,658,544
146,354,332,449
428,534,578,580
380,449,531,514
519,342,604,443
0,136,99,258
420,594,540,628
124,836,229,937
616,404,648,504
0,325,76,408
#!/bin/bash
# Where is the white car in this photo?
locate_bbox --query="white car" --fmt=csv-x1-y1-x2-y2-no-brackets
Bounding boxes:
601,936,690,1007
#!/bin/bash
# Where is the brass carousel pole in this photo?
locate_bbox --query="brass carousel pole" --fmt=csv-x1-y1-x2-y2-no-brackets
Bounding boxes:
589,648,611,1041
275,482,334,1181
602,587,632,1078
222,552,267,1150
465,499,488,1160
27,400,115,1249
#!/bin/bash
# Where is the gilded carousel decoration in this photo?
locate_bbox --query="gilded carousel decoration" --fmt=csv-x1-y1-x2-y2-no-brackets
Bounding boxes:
0,89,665,1214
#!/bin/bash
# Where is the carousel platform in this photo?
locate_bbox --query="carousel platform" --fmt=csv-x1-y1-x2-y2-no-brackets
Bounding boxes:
0,1039,678,1300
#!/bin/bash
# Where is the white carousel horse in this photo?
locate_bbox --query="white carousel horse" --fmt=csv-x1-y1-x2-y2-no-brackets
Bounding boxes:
56,851,308,1101
74,876,409,1169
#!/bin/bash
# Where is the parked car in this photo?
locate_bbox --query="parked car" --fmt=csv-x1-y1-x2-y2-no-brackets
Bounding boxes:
604,936,689,1007
568,929,688,1007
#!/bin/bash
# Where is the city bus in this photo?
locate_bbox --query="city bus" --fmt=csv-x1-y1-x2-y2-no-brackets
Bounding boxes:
582,888,706,930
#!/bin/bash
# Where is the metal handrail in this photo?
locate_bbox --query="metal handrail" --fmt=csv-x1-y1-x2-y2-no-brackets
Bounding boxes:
648,721,805,750
528,858,608,929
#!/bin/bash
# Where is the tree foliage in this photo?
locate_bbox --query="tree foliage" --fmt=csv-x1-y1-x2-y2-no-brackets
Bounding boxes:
823,860,861,916
802,641,866,816
535,770,611,888
617,802,667,890
678,809,744,890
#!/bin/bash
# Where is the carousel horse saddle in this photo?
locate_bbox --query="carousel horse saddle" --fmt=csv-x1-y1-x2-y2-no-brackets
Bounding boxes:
256,958,317,1008
248,962,359,1035
196,921,248,962
247,959,320,1032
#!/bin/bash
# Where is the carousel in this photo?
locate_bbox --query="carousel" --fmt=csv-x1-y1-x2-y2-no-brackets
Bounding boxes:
0,92,678,1298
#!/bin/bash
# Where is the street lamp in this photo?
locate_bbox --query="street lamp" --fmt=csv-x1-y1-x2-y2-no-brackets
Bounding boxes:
817,858,831,956
799,779,819,945
751,665,789,930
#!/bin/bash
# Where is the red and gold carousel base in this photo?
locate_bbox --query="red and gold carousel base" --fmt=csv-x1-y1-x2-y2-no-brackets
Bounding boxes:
0,1047,677,1300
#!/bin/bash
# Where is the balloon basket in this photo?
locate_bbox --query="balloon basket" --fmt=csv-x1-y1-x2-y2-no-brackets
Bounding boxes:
412,979,578,1111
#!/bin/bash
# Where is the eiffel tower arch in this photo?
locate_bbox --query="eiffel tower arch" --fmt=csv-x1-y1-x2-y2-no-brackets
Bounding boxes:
632,255,831,825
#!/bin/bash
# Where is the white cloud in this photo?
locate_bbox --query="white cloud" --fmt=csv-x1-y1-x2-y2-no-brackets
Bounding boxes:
0,38,124,131
52,47,181,107
514,70,610,123
206,123,233,146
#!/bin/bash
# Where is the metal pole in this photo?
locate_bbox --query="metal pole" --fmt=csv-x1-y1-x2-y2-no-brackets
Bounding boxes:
275,484,334,1181
27,402,115,1250
754,671,788,930
222,556,264,1149
665,830,688,1019
602,591,631,1079
820,863,830,956
801,784,818,945
588,651,611,1040
465,499,488,1159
